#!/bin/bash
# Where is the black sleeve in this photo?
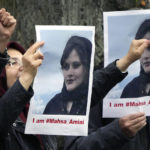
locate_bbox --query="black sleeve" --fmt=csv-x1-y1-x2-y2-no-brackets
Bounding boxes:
91,60,127,106
64,120,130,150
0,55,9,74
0,80,33,135
64,61,129,150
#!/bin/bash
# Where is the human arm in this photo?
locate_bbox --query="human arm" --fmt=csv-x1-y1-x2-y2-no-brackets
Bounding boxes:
0,55,9,74
92,39,150,106
64,103,146,150
0,8,16,73
64,103,141,150
116,39,150,72
0,41,44,135
117,40,149,138
64,40,148,150
91,61,127,107
0,80,33,135
65,121,128,150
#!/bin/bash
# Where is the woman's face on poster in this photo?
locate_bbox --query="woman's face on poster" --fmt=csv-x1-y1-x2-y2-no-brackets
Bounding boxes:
62,49,86,91
140,49,150,73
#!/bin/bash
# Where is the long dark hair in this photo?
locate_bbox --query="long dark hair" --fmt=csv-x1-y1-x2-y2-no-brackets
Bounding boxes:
60,36,92,111
135,19,150,90
60,36,92,75
135,19,150,40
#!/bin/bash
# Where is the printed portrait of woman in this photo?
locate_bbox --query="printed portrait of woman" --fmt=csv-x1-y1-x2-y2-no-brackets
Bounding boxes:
43,36,92,115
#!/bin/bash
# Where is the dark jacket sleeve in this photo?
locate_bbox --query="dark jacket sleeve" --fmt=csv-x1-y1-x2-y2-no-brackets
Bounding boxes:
0,55,9,74
91,60,127,106
64,120,130,150
0,80,33,135
64,60,129,150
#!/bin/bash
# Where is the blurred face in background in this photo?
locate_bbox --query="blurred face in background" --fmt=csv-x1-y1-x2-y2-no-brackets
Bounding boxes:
5,49,23,88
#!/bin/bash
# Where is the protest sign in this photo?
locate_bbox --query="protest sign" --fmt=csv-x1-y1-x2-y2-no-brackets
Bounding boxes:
25,26,95,136
103,9,150,117
103,96,150,117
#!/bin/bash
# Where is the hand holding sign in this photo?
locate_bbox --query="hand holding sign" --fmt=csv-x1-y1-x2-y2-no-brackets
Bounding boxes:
119,112,146,137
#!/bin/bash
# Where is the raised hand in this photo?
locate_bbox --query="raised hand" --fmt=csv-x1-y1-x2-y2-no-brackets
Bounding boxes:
116,39,150,72
0,8,16,53
19,41,44,90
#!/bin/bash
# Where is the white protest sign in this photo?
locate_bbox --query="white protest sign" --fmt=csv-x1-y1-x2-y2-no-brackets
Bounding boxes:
25,26,95,136
103,96,150,118
103,10,150,118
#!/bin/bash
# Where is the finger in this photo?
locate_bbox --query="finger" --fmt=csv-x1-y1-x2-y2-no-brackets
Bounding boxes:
131,119,146,131
7,18,16,27
0,9,4,16
1,8,6,12
1,12,10,22
3,16,16,26
138,40,150,54
127,112,145,120
0,8,5,12
2,15,11,26
33,50,44,60
129,115,146,125
33,59,43,67
120,114,145,131
26,41,44,55
0,8,6,18
124,120,146,137
135,39,148,46
0,8,6,15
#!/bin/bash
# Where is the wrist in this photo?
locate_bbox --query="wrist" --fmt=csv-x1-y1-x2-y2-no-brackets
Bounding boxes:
0,39,9,53
125,53,136,64
0,47,7,55
19,72,34,91
116,56,131,72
